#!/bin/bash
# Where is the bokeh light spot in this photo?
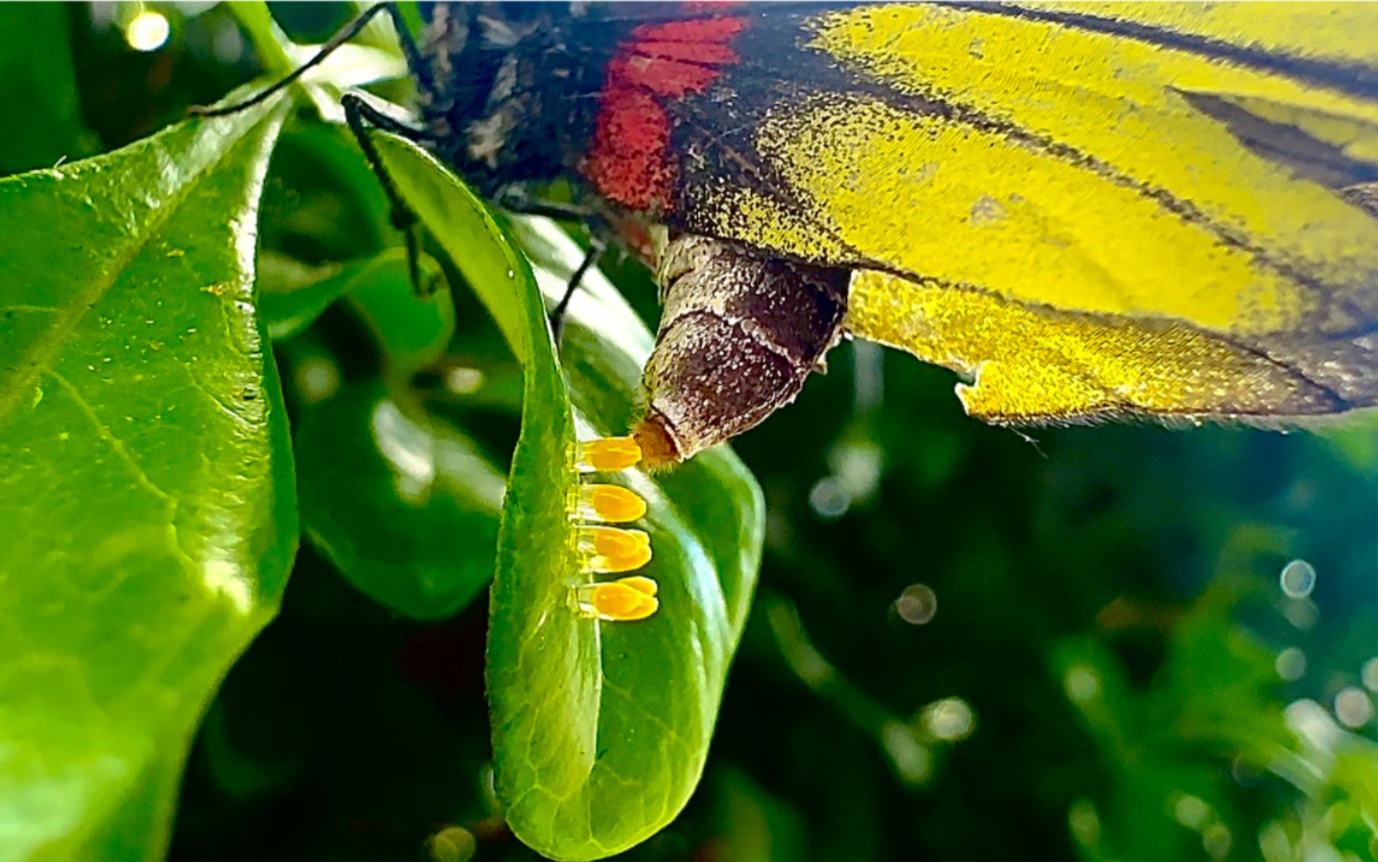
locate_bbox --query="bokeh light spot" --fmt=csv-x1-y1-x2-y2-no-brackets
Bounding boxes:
1282,597,1319,631
210,17,245,63
425,825,476,862
446,366,484,395
295,355,340,404
829,440,884,502
1275,647,1306,682
1258,823,1291,860
1064,665,1100,703
1335,687,1374,728
879,721,931,785
1284,698,1342,750
808,476,850,519
1362,657,1378,692
922,697,975,741
1172,793,1211,830
1202,823,1233,859
1279,559,1316,598
895,583,937,625
1068,800,1101,848
126,10,170,53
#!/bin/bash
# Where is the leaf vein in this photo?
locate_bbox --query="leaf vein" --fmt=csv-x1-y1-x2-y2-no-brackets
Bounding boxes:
47,370,177,507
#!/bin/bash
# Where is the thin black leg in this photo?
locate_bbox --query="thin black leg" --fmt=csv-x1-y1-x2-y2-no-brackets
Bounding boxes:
343,93,432,296
495,187,598,222
192,4,400,117
189,2,439,297
193,3,437,123
551,240,606,343
380,4,429,94
493,187,618,342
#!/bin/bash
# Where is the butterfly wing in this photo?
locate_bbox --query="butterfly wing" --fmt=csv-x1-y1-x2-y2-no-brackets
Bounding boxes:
666,2,1378,423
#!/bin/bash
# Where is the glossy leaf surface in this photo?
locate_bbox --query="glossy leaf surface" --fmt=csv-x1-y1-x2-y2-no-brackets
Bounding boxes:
0,101,294,858
295,380,503,620
373,134,765,860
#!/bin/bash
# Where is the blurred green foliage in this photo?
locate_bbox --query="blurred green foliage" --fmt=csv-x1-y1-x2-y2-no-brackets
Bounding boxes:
3,3,1378,861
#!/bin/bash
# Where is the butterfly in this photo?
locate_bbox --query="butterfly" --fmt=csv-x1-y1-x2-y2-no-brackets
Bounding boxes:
205,2,1378,466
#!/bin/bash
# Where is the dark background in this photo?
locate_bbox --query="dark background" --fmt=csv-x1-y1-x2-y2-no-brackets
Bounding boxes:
8,4,1378,860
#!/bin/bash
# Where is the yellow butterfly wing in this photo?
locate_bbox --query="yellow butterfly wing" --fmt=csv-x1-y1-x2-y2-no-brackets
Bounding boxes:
683,2,1378,424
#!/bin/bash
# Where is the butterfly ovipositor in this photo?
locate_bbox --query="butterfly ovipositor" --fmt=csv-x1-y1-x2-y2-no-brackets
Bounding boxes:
258,3,1378,466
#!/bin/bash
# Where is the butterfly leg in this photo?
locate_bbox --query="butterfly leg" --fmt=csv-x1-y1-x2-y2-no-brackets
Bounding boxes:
549,240,606,344
492,188,612,341
495,187,599,223
190,3,424,119
191,3,437,297
632,234,852,466
341,93,436,297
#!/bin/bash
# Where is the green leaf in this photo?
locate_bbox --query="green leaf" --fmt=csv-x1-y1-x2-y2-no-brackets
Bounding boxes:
345,250,452,377
295,379,503,620
0,100,294,858
258,253,353,341
273,245,480,619
259,247,447,352
373,134,765,860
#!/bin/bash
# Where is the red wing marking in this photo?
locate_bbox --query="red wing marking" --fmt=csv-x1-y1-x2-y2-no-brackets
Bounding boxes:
614,54,721,98
583,15,747,212
631,41,739,69
630,18,748,45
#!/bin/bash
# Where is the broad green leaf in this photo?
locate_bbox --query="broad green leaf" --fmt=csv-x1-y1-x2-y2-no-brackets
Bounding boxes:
295,380,503,620
0,99,294,859
373,134,765,860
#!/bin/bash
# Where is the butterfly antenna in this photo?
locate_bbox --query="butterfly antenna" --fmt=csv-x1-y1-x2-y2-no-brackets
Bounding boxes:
190,3,396,118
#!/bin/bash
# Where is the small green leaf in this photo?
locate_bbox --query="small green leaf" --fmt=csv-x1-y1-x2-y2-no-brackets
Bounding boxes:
296,380,503,620
374,135,765,860
259,247,447,353
258,253,350,341
346,250,452,377
0,100,294,858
